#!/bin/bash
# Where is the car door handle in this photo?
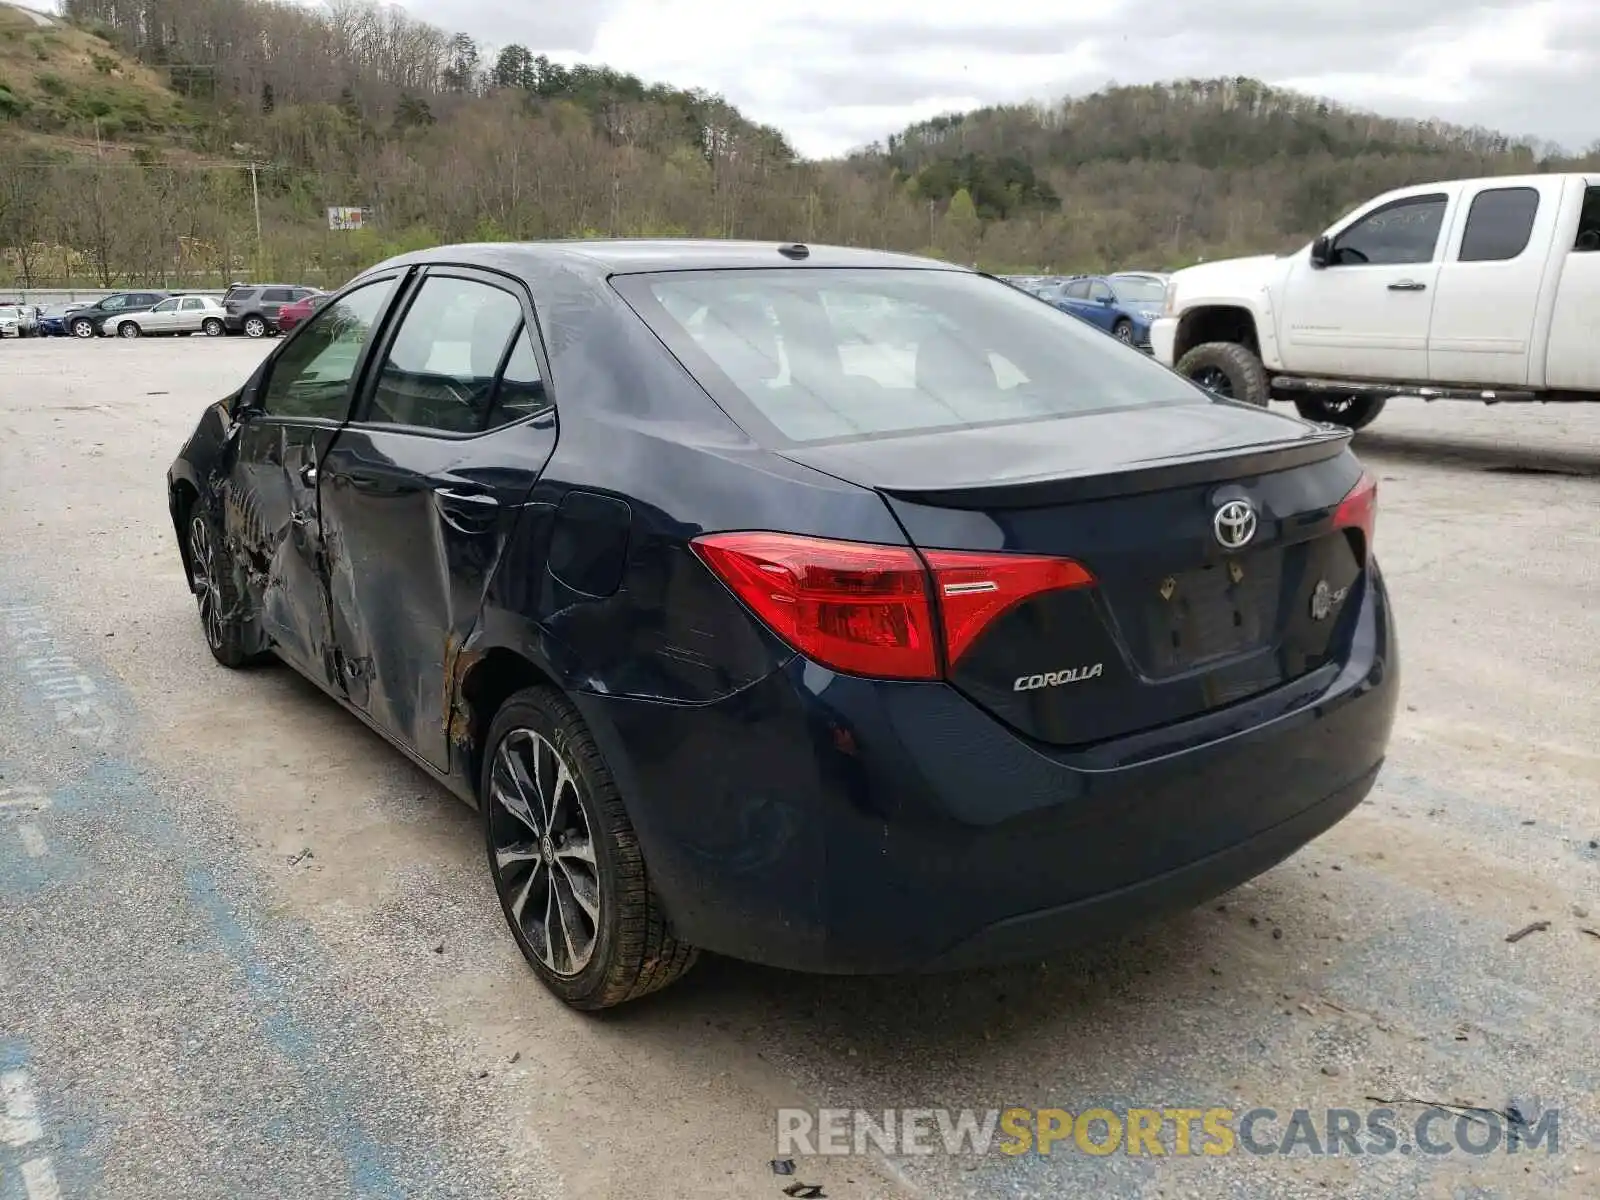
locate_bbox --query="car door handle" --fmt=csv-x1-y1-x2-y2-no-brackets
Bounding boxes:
299,463,318,486
1387,280,1427,292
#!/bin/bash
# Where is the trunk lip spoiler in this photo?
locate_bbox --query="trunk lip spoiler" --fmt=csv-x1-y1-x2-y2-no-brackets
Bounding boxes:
845,430,1353,510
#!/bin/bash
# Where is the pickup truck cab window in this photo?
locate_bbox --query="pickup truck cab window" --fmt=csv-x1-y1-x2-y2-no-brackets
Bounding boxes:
1330,194,1447,266
1458,187,1539,262
1574,186,1600,252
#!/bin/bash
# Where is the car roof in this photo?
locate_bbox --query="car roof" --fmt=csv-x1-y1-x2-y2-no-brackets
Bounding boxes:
367,239,964,281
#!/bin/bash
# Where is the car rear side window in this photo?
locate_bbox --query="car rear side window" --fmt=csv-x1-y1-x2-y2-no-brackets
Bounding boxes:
365,276,524,434
614,268,1194,446
1458,187,1539,262
487,327,551,427
261,288,293,303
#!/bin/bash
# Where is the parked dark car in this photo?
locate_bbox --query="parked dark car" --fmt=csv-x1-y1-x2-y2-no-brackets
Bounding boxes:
59,291,170,339
222,283,321,337
167,241,1397,1010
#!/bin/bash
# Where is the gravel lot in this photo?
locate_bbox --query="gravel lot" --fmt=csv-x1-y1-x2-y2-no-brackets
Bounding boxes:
1,337,1596,1199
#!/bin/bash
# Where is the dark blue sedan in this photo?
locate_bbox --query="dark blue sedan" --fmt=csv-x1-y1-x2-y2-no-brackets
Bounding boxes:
1045,272,1168,347
166,240,1396,1008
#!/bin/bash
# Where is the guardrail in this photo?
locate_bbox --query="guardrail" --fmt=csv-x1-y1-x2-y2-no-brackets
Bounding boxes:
1,289,228,305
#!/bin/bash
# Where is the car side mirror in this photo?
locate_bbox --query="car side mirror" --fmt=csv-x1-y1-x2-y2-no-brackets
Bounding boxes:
1310,235,1332,268
1097,295,1115,306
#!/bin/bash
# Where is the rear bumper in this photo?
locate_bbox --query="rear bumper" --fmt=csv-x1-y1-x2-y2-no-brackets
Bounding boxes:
575,564,1399,974
926,764,1375,970
1150,316,1179,366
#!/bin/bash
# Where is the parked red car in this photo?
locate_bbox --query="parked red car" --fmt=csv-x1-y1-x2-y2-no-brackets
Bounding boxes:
274,291,328,334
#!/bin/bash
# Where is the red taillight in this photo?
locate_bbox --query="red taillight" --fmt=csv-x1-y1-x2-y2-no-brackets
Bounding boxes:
923,550,1094,666
691,532,1094,680
1333,471,1378,560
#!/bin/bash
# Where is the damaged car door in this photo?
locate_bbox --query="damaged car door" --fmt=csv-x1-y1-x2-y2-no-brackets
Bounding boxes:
228,276,400,688
318,267,558,769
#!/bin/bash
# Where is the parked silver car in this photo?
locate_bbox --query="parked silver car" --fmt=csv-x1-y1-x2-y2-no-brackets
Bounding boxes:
105,295,228,339
0,305,21,338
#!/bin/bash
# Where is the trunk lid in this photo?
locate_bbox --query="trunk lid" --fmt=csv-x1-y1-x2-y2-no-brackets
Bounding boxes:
782,404,1369,747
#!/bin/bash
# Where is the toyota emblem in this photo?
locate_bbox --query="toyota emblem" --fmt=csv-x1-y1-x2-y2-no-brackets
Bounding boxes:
1213,500,1257,550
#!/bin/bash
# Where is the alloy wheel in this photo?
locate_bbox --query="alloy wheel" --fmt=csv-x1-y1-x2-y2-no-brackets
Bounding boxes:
487,729,600,977
1114,323,1133,343
1191,366,1234,398
244,317,266,338
188,515,224,651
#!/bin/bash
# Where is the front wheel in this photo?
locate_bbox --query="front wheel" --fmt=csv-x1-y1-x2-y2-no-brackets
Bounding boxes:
1175,341,1271,407
186,506,262,668
1292,394,1387,431
483,686,698,1010
117,321,140,339
242,315,267,338
1112,318,1133,344
202,318,224,338
71,317,97,339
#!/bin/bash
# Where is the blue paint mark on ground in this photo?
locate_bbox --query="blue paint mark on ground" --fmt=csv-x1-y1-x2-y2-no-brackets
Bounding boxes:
0,589,426,1199
184,867,405,1198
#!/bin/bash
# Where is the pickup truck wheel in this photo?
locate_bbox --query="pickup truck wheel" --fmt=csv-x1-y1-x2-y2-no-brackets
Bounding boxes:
1292,394,1387,430
1176,342,1270,407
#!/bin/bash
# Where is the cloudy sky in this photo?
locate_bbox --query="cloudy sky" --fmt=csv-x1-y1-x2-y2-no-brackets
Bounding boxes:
360,1,1599,157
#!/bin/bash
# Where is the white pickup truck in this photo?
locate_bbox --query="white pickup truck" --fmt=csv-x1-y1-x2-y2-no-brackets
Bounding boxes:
1149,173,1600,428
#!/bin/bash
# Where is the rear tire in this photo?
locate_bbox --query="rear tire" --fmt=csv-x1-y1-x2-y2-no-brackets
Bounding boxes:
1175,342,1270,407
482,686,698,1010
1292,394,1387,430
202,318,224,338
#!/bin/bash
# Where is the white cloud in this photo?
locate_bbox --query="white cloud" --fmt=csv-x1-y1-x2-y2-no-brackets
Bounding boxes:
345,0,1600,156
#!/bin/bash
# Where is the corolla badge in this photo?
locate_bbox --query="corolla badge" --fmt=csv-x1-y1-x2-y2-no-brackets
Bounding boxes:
1014,664,1104,692
1213,499,1257,550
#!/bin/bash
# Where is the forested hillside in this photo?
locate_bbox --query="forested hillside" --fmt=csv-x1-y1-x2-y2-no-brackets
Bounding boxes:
1,0,1595,287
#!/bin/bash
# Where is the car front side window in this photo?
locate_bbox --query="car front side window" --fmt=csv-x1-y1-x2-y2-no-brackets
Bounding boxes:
1331,195,1448,266
258,280,394,421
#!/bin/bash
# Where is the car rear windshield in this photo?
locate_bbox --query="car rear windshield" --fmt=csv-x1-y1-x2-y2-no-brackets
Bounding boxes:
612,268,1195,446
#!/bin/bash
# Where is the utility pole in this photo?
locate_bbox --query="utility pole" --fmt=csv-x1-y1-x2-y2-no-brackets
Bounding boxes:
248,161,262,272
